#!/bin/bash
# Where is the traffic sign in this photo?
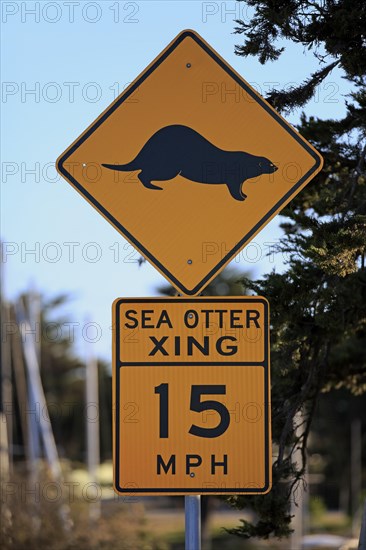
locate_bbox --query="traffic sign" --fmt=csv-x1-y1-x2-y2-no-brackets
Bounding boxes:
57,30,323,295
113,297,271,495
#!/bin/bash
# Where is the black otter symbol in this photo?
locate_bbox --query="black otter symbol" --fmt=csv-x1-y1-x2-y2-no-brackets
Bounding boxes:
102,125,277,201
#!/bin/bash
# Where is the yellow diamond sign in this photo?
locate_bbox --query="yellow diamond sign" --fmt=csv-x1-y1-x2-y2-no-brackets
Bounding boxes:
57,30,323,295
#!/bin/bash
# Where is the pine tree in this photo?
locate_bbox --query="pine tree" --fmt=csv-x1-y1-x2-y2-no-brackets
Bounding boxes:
228,0,366,539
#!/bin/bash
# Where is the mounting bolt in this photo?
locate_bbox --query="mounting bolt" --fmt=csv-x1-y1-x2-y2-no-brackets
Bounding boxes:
186,63,192,68
190,473,195,478
187,259,193,265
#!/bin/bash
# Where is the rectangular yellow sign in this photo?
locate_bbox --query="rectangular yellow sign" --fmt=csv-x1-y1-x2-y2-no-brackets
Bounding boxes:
113,297,271,495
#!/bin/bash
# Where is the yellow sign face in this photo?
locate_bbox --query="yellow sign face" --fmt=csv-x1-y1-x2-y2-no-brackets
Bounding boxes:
57,30,323,296
113,297,271,495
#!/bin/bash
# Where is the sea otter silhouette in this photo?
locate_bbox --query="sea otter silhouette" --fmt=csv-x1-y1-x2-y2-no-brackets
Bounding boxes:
102,125,277,201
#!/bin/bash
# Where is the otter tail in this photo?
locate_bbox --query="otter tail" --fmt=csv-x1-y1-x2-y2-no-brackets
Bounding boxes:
102,161,138,172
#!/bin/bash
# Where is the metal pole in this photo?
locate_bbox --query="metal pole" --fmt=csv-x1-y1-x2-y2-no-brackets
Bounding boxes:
26,292,42,465
185,495,201,550
351,418,362,537
291,411,305,550
1,302,13,472
85,317,101,521
359,498,366,550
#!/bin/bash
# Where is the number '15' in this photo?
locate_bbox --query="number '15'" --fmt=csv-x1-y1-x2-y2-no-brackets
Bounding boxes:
154,383,230,439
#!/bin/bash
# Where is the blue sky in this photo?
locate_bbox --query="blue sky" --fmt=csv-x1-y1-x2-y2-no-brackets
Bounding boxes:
1,1,350,360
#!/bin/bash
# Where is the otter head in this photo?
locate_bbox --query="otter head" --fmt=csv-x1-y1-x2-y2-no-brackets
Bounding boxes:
258,157,278,175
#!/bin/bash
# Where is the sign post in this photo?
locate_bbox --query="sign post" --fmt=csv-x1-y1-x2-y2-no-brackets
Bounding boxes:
57,28,324,548
185,495,201,550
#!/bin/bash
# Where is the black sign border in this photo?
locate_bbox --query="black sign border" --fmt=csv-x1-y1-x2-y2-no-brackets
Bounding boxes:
113,297,271,495
57,30,322,296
